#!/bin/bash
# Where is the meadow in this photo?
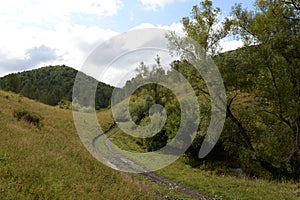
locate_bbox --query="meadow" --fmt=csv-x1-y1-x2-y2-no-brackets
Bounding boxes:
0,90,153,199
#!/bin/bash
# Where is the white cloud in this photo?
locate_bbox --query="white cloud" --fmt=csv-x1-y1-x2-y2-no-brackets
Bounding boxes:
138,0,188,11
0,0,243,87
129,23,243,53
77,27,183,87
0,21,119,75
130,11,135,21
0,45,60,75
0,0,121,76
1,0,122,20
219,37,244,52
130,22,184,34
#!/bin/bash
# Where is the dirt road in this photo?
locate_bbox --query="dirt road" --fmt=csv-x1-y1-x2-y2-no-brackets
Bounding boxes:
93,124,216,200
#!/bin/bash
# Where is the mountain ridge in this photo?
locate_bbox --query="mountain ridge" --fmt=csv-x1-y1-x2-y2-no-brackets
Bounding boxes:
0,65,114,109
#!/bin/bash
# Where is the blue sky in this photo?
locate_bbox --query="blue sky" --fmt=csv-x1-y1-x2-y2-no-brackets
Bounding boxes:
69,0,254,32
0,0,255,84
101,0,254,32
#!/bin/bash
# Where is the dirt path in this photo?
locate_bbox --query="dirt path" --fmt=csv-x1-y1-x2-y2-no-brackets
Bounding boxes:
93,124,215,200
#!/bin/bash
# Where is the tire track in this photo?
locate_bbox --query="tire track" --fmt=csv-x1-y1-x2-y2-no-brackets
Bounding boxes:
93,124,216,200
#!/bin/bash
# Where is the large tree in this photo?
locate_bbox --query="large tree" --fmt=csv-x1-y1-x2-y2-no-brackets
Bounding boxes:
167,0,300,179
229,0,300,178
181,0,231,55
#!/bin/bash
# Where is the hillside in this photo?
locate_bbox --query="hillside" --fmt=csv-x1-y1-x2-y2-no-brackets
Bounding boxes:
0,65,114,109
0,90,152,199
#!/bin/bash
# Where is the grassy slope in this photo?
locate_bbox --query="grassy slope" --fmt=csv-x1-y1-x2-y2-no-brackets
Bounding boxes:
0,90,153,200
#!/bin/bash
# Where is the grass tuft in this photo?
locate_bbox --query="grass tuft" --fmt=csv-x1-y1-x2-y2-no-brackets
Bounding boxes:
13,109,42,127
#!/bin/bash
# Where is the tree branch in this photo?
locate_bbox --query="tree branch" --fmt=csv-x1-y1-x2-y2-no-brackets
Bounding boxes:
226,105,255,152
290,0,300,10
260,109,292,129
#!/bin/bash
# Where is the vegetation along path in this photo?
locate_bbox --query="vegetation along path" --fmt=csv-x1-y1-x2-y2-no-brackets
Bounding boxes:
93,124,215,200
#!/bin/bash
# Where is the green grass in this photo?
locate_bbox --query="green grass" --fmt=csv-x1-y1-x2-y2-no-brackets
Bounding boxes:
111,130,146,153
133,173,198,200
157,158,300,200
7,90,297,200
97,108,115,131
0,90,154,199
108,121,300,200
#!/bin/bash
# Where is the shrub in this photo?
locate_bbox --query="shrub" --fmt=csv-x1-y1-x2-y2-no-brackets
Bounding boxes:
58,99,72,110
13,109,42,127
79,106,94,113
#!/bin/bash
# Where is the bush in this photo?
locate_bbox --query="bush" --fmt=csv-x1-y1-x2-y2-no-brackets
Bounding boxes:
58,99,72,110
79,106,94,113
13,109,42,127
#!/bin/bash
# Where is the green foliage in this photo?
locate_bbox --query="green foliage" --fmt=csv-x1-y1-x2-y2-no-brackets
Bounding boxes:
113,59,183,152
20,83,36,100
0,65,114,109
144,128,168,152
3,74,21,93
180,0,231,55
165,0,300,180
129,96,151,124
57,99,72,110
71,98,94,113
110,126,300,199
142,114,169,151
223,0,300,179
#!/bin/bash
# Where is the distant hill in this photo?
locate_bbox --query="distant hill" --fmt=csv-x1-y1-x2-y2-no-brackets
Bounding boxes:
0,65,114,109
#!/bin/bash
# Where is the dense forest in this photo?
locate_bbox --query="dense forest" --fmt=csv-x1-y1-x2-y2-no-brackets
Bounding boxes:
0,65,114,109
113,0,300,180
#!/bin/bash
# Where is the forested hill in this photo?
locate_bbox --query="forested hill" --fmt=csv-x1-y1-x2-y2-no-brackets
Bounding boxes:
0,65,114,109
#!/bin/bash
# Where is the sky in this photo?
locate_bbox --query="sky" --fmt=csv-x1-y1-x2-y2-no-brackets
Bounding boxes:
0,0,255,85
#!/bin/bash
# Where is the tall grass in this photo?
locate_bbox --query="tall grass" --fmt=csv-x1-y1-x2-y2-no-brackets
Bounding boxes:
0,90,153,199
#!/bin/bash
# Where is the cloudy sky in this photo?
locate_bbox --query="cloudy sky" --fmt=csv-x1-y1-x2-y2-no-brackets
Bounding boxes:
0,0,254,85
